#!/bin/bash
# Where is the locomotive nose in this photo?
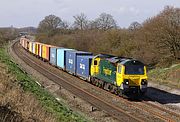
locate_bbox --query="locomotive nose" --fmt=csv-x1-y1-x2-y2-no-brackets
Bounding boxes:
128,76,141,86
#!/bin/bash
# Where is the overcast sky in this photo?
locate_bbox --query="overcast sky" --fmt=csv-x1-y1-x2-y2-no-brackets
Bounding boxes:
0,0,180,28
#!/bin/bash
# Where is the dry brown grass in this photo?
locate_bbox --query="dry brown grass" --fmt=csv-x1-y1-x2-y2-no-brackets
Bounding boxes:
0,63,56,122
148,63,180,89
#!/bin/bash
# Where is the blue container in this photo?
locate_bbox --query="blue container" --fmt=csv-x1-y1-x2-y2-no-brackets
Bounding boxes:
76,55,94,80
65,51,93,74
57,48,75,69
50,47,57,65
50,47,64,65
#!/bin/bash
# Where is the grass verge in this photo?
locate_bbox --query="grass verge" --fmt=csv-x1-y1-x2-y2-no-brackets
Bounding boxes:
0,43,87,122
148,64,180,89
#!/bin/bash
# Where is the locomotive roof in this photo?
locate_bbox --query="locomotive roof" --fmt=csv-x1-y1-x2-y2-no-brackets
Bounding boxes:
94,54,115,58
94,54,144,65
120,59,144,66
101,56,144,65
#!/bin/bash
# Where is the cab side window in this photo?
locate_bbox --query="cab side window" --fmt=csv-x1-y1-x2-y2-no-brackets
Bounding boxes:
118,65,122,73
94,60,97,65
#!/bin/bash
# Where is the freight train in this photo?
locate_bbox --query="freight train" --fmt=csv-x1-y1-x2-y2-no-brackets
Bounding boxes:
20,37,148,98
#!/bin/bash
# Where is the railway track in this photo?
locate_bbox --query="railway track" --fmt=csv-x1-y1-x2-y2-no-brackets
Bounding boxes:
141,100,180,118
11,41,180,122
12,41,141,121
86,82,180,122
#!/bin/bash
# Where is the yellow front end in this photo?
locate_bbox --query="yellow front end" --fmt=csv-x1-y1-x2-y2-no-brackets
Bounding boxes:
116,65,148,94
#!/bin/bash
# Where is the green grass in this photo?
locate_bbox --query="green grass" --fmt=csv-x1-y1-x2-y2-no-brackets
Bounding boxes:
0,44,88,122
148,63,180,89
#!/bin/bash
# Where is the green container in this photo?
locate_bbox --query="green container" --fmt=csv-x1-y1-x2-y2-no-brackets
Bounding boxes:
96,59,116,84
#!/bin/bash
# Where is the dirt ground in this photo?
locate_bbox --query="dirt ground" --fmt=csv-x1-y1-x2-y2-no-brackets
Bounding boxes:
0,62,56,122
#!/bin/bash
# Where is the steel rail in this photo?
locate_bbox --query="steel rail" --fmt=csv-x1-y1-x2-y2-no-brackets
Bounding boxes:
12,41,179,122
12,41,143,122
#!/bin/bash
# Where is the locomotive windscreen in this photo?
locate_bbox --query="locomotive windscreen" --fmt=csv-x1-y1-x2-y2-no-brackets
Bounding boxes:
125,65,144,75
124,60,144,75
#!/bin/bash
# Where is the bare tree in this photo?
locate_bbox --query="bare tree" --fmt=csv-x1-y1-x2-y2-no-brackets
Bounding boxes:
95,13,117,30
73,13,89,30
158,6,180,59
38,15,63,33
138,6,180,61
61,20,70,29
88,20,99,30
128,21,141,31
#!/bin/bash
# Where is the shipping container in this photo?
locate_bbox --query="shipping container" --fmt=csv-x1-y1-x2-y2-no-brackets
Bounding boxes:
50,47,62,65
42,44,56,61
20,38,22,45
29,41,32,52
39,44,42,57
32,42,36,54
42,44,50,61
24,39,27,49
56,48,75,69
50,47,56,65
21,39,25,48
21,38,28,49
65,51,93,74
35,43,40,56
37,42,43,57
21,38,23,47
76,55,94,80
27,40,30,50
24,39,30,50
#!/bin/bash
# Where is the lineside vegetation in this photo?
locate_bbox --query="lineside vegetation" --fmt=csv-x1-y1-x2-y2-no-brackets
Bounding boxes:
36,6,180,68
0,38,87,121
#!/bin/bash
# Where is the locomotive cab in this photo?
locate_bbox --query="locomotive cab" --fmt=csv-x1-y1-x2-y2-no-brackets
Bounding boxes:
117,60,148,95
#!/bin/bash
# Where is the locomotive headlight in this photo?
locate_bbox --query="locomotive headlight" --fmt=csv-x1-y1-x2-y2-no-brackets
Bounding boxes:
124,79,129,85
141,79,147,85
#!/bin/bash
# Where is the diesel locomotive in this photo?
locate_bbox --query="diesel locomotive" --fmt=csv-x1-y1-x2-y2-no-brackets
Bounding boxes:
90,54,148,97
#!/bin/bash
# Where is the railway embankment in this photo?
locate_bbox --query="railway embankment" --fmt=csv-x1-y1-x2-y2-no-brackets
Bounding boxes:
0,53,55,121
0,42,87,122
147,63,180,101
146,65,180,109
148,64,180,89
